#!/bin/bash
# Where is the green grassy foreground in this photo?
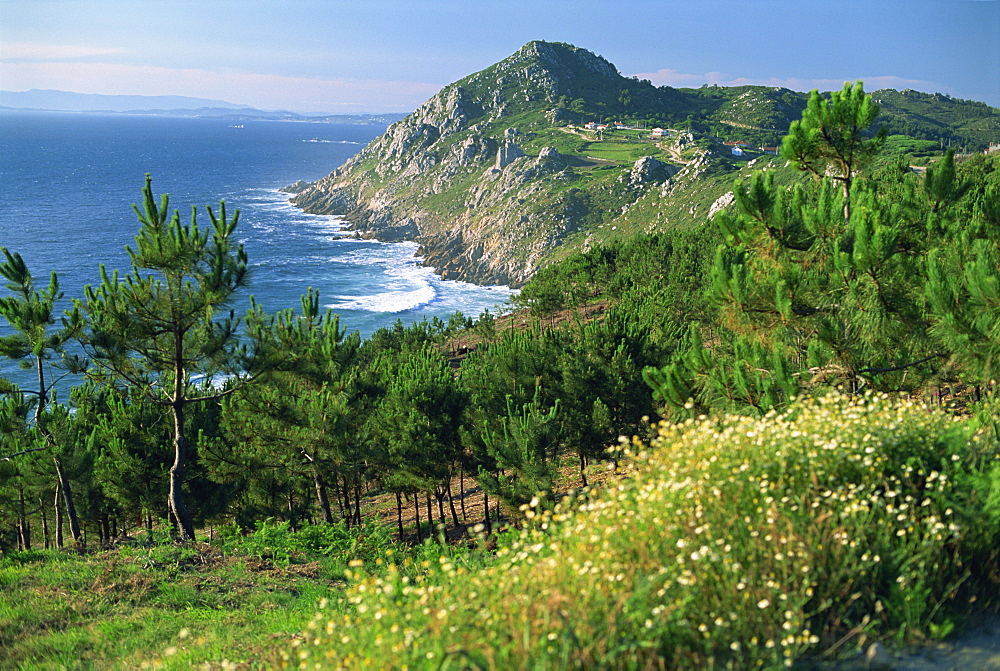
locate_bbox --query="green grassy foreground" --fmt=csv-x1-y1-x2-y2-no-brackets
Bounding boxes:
2,393,999,669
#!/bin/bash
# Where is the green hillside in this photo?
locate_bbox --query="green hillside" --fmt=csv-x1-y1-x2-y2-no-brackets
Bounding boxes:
4,40,1000,670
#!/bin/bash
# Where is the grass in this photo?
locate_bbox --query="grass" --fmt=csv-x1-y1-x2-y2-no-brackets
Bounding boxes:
0,521,404,669
4,393,998,668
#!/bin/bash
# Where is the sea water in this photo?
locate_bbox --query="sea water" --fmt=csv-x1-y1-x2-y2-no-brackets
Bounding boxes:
0,110,514,389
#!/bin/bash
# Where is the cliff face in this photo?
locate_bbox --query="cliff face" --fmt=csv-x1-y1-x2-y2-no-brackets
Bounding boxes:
289,43,999,288
289,41,683,287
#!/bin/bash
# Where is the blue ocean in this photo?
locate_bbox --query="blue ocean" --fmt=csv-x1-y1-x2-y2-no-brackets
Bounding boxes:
0,110,513,386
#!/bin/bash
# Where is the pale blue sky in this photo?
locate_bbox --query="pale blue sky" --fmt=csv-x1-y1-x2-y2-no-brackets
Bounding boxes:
2,0,998,113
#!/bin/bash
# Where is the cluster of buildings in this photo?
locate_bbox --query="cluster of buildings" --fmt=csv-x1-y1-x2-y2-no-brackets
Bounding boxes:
582,121,671,138
723,140,779,156
583,121,627,131
580,120,784,157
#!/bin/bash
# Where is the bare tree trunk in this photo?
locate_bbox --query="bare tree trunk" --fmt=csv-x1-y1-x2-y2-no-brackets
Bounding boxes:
332,473,347,522
40,496,50,549
54,481,64,548
17,488,29,550
435,487,446,524
459,464,468,521
341,480,353,527
353,484,362,526
413,492,422,542
579,452,589,488
395,491,404,538
168,399,196,541
35,356,83,545
425,492,434,531
313,465,334,524
483,489,491,533
287,491,297,531
52,456,82,545
446,481,460,526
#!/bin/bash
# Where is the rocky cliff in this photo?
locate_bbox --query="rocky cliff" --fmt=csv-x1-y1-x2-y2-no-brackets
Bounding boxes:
289,41,688,287
289,40,1000,287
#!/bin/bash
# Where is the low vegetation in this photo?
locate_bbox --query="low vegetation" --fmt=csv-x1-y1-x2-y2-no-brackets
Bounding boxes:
3,393,995,668
287,393,1000,669
3,75,1000,668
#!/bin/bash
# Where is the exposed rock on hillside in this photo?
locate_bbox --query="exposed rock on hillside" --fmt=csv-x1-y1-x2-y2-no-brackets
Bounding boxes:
289,41,685,287
289,40,999,287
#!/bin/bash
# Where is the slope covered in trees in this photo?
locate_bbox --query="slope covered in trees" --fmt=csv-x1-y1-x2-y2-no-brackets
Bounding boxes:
2,73,1000,669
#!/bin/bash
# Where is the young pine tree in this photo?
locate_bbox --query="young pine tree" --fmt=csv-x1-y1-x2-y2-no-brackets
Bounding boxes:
74,175,264,541
0,248,85,545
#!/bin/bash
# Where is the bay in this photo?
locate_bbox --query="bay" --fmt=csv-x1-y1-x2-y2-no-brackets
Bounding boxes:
0,110,513,388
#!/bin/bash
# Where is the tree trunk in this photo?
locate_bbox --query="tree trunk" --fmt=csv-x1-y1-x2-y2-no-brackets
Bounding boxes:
40,496,50,549
425,492,434,530
459,464,467,521
395,491,404,538
413,492,422,542
446,481,460,526
54,481,64,548
435,487,447,524
332,473,347,522
17,487,29,550
353,484,362,526
52,456,82,545
483,489,491,533
35,356,83,545
287,491,297,531
168,400,196,541
312,466,334,524
579,452,589,488
341,480,353,527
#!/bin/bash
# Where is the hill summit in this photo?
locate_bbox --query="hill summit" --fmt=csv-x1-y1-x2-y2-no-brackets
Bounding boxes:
290,41,1000,287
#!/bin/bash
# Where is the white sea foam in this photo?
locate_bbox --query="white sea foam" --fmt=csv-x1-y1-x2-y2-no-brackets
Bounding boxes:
331,283,437,313
245,189,515,319
301,139,363,145
325,240,443,313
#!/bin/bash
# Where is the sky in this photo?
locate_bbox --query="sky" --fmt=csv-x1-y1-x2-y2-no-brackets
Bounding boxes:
2,0,998,114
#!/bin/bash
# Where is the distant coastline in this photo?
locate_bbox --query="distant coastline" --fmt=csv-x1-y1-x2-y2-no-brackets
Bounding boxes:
0,89,409,124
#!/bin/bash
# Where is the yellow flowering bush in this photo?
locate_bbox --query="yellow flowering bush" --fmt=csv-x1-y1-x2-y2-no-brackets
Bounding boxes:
287,393,999,669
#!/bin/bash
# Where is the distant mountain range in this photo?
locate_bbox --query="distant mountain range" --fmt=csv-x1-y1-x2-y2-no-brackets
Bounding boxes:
0,89,407,124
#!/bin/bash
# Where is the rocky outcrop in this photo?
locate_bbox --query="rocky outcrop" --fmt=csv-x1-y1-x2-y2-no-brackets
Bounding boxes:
288,41,685,287
629,157,677,188
708,192,736,219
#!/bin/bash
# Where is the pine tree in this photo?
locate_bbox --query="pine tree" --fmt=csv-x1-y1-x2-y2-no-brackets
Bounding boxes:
372,341,466,538
646,83,940,417
0,248,85,545
476,389,560,513
781,81,887,220
216,289,361,527
926,183,1000,382
73,175,263,540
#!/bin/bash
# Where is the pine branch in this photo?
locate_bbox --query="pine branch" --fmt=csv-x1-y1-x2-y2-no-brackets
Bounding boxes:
1,445,49,461
858,353,946,375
